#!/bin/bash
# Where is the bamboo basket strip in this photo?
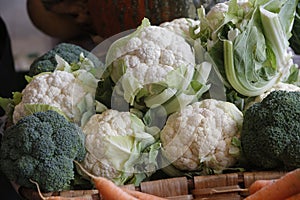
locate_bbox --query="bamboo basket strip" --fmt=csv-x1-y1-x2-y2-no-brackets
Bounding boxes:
166,194,194,200
59,189,99,197
242,170,286,188
193,173,239,188
139,177,189,197
18,171,287,200
192,173,245,199
193,192,242,200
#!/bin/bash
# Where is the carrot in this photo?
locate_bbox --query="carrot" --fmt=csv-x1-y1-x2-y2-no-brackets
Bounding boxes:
248,179,277,195
29,179,88,200
74,161,138,200
122,188,168,200
285,192,300,200
245,168,300,200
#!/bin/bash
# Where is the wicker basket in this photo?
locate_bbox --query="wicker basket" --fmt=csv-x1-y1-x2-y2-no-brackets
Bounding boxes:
17,170,286,200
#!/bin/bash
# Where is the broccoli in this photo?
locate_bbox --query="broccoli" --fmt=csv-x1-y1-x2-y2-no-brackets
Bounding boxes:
0,110,86,192
241,90,300,171
28,43,101,76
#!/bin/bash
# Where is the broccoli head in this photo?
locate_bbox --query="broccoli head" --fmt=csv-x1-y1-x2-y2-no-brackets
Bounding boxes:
28,43,100,76
0,110,86,192
241,90,300,171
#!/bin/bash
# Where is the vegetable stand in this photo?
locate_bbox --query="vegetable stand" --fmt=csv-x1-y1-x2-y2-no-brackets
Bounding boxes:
1,0,300,200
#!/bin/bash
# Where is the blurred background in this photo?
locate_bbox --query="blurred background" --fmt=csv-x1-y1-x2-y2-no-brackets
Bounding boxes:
0,0,204,72
1,0,55,72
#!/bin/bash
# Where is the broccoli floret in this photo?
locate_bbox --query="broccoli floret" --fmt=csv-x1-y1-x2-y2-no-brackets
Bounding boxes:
241,90,300,171
32,156,74,192
28,43,101,76
0,110,86,192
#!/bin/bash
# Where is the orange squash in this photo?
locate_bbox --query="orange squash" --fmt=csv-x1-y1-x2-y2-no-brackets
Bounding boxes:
88,0,196,38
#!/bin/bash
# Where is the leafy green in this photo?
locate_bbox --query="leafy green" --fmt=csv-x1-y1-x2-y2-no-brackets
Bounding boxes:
0,92,22,122
193,0,298,97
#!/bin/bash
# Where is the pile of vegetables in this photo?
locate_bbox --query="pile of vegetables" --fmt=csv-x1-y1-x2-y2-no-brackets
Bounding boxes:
0,0,299,199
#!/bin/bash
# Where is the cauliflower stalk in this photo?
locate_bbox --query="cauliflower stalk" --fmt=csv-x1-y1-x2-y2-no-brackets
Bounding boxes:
12,55,99,126
160,99,243,175
79,109,160,186
96,18,211,127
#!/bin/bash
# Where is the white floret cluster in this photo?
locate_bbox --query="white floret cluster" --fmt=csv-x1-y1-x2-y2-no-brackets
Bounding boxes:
13,70,97,125
115,25,195,85
160,99,243,173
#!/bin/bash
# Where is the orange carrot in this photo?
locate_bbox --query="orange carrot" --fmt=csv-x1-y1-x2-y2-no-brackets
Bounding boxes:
30,179,88,200
74,161,138,200
122,188,168,200
248,179,277,195
245,168,300,200
285,192,300,200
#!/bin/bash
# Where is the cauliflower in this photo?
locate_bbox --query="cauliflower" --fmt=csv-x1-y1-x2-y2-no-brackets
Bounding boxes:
205,2,229,31
159,18,200,40
80,109,160,186
108,21,195,86
97,19,211,124
204,1,251,41
13,69,98,126
160,99,243,174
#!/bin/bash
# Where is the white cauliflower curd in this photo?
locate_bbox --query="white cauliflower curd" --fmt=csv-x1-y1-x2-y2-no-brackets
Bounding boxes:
160,18,200,39
107,20,195,86
80,109,160,185
160,99,243,174
13,70,98,125
100,18,211,121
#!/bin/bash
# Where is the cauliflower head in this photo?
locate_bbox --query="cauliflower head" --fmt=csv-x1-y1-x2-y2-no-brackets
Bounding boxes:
205,2,229,31
159,18,200,41
97,19,211,123
13,70,98,125
160,99,243,174
107,20,195,86
80,109,160,186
